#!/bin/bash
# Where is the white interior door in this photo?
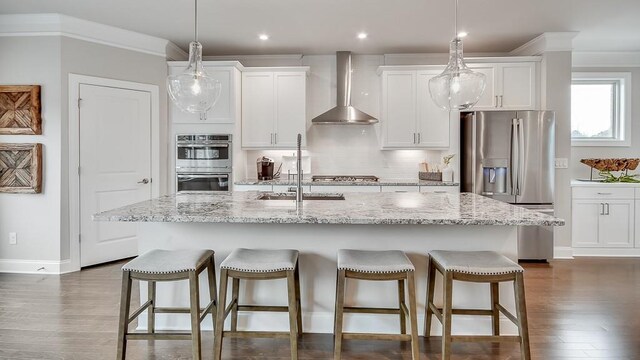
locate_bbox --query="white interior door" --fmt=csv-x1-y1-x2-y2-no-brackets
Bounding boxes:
79,84,152,267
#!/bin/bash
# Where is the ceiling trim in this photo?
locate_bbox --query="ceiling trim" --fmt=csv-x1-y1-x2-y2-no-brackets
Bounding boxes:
0,13,187,59
573,52,640,68
510,32,579,56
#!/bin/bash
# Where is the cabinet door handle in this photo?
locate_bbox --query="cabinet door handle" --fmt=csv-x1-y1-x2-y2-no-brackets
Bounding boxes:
417,133,421,144
597,192,612,195
413,133,416,144
605,203,610,215
600,203,604,215
499,95,504,108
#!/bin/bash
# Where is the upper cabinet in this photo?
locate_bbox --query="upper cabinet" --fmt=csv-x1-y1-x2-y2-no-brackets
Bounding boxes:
469,62,538,110
380,68,450,149
168,62,242,124
241,68,308,149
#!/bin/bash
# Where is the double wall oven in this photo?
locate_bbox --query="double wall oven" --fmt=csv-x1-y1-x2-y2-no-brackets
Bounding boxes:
176,134,232,193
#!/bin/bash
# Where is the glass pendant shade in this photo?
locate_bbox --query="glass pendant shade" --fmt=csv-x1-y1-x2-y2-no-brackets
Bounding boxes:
167,41,221,114
429,39,486,111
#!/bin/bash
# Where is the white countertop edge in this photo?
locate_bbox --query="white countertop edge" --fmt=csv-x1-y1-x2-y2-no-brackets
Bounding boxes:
571,180,640,187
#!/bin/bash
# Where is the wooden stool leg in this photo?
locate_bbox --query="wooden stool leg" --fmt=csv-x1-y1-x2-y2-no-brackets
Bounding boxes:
441,272,454,360
286,270,299,360
294,262,303,337
147,281,156,334
398,278,407,334
116,271,132,360
333,270,346,360
206,256,218,328
514,272,531,360
491,282,500,336
406,272,420,360
188,270,202,360
424,255,436,337
230,278,240,332
214,269,229,360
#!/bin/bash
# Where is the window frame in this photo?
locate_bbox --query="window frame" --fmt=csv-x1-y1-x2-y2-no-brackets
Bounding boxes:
571,72,632,147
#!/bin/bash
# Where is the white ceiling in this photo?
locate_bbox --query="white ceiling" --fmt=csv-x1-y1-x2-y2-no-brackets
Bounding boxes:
1,0,639,55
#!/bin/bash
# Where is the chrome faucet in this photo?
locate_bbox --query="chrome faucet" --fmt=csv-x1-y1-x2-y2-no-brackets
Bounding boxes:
296,133,303,205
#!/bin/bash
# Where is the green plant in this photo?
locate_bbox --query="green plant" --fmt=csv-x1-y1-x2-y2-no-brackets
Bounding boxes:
599,171,640,183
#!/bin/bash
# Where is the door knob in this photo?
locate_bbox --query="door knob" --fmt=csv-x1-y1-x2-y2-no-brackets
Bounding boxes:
138,178,150,184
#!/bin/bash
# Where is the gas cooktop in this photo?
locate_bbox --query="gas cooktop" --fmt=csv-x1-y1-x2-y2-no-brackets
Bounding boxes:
311,175,379,182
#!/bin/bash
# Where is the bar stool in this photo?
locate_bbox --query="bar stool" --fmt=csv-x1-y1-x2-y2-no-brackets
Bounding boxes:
424,250,531,360
116,249,217,360
334,249,420,360
214,248,301,360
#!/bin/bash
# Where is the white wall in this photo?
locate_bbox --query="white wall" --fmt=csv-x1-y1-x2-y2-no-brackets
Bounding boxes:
0,35,169,271
0,37,63,263
571,67,640,180
241,54,449,180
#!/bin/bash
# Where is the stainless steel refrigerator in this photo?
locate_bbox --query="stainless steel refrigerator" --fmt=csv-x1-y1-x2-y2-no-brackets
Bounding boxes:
460,111,555,261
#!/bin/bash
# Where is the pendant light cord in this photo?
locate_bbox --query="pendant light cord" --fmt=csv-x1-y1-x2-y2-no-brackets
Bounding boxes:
454,0,458,40
194,0,199,42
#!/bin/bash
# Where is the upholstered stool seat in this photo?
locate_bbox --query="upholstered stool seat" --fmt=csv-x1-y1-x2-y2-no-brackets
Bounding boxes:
429,250,523,275
425,250,531,360
122,249,214,274
117,249,217,360
334,249,420,360
338,249,415,273
221,248,298,272
215,248,302,360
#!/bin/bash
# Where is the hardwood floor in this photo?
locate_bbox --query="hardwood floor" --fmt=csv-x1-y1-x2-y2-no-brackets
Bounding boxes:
0,258,639,359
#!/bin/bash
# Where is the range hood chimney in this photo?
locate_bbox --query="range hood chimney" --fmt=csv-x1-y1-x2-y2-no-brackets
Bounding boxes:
312,51,378,125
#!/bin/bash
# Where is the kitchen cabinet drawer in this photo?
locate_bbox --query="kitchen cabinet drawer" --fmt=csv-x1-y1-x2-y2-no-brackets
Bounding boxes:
572,187,634,200
419,186,459,194
234,184,273,192
310,185,381,193
381,186,420,193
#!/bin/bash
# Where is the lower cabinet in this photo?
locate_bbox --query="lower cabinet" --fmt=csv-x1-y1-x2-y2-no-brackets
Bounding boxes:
572,189,635,249
310,185,381,193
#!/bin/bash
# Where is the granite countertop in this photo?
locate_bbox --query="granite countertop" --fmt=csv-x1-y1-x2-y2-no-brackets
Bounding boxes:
94,192,564,226
235,178,459,187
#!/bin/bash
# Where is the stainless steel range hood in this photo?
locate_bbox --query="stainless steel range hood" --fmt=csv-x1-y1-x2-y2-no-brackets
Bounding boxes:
312,51,378,125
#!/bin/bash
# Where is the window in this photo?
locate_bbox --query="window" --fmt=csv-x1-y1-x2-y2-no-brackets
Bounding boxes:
571,72,631,147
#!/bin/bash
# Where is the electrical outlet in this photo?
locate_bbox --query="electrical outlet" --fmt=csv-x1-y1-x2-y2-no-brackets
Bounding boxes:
555,158,569,169
9,232,17,245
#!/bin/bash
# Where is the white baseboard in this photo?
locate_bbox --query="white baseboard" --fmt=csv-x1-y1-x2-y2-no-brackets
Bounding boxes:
553,246,574,259
136,312,519,335
572,247,640,257
0,259,75,274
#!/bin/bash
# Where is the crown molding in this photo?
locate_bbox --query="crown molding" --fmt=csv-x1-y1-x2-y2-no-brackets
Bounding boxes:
573,51,640,68
510,32,579,56
0,13,186,59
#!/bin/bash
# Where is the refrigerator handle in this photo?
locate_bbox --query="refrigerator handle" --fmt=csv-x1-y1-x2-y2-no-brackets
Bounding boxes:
510,118,519,196
517,119,525,196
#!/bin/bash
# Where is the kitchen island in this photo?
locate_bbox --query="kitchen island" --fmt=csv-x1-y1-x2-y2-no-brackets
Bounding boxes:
95,191,563,335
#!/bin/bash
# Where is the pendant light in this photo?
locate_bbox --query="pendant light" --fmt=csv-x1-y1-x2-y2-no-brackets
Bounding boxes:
428,0,486,110
167,0,221,114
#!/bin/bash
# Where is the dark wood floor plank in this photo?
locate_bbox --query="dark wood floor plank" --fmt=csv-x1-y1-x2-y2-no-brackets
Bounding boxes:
0,258,639,359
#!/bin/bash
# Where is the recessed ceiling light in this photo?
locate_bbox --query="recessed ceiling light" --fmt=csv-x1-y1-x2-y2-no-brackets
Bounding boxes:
357,32,368,39
259,34,269,41
457,32,468,38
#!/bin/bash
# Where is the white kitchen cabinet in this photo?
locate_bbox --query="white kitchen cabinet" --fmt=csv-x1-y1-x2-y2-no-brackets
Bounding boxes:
572,199,634,248
273,184,311,193
241,68,308,149
380,69,450,149
469,62,537,111
168,63,241,124
234,184,273,192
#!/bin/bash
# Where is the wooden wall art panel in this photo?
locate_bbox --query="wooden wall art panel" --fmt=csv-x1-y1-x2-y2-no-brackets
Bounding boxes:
0,85,42,135
0,143,42,193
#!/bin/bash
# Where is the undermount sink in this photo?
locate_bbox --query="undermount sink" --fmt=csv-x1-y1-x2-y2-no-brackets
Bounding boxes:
257,192,345,201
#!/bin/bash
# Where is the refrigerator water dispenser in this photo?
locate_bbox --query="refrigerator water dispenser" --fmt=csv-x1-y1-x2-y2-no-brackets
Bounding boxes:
482,159,508,195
